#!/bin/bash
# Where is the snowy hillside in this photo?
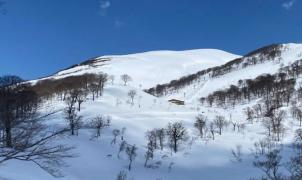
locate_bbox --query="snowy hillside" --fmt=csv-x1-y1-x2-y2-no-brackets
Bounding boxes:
36,49,240,89
0,82,267,180
152,43,302,103
2,43,302,180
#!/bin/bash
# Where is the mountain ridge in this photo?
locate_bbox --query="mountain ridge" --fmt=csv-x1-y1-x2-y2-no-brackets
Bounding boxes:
32,48,240,89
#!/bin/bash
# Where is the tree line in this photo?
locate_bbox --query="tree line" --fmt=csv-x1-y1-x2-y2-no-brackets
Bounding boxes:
202,57,302,108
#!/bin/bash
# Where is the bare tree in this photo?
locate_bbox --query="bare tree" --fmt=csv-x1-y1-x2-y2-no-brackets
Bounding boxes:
88,83,98,101
116,170,127,180
118,140,127,159
126,144,137,171
214,115,228,135
237,123,246,133
263,118,272,137
273,110,286,142
144,139,155,167
111,129,120,145
166,122,188,153
253,138,272,156
194,114,207,138
90,115,111,139
231,121,237,131
292,107,302,127
209,122,215,140
65,92,82,136
76,89,87,111
128,89,137,105
120,74,132,86
245,107,255,124
146,130,158,150
265,109,286,141
97,73,108,96
156,128,165,150
168,162,174,173
253,103,263,120
230,145,242,162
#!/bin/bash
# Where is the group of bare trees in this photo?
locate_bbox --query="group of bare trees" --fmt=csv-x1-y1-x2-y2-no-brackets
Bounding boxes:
144,128,167,167
204,72,295,108
251,129,302,180
244,99,287,142
141,115,240,169
115,140,138,171
0,72,135,176
65,94,112,139
90,115,111,139
204,58,302,110
0,75,73,177
143,122,188,168
238,96,302,179
32,73,108,101
194,114,230,140
32,72,134,110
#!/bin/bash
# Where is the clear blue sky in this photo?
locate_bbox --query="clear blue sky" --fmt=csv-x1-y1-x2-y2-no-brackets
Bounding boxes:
0,0,301,80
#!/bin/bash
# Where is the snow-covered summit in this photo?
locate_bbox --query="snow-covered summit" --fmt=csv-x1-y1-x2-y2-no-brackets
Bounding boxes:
45,49,241,89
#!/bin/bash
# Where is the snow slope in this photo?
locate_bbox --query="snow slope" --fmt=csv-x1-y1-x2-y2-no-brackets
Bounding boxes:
2,44,302,180
165,43,302,103
0,84,268,180
1,82,298,180
36,49,240,89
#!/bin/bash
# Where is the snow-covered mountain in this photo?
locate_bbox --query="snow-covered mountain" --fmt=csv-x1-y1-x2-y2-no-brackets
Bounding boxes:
35,49,240,89
2,43,302,180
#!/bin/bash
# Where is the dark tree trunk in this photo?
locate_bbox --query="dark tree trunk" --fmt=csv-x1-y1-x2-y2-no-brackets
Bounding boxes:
173,140,177,153
71,123,75,136
128,160,132,171
5,120,12,147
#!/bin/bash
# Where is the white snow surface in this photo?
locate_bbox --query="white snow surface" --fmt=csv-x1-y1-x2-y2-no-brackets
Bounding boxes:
2,44,302,180
0,84,268,180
